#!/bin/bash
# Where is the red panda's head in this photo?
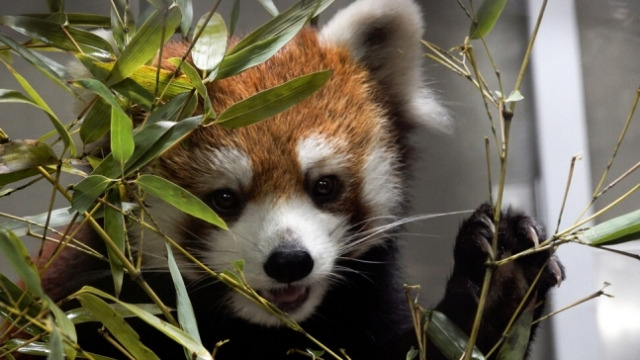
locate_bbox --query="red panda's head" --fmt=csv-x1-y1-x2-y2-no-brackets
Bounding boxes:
141,0,447,326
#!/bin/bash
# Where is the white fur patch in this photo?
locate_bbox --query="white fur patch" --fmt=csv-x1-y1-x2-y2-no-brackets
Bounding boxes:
197,147,253,191
296,134,349,175
209,196,346,326
361,146,401,219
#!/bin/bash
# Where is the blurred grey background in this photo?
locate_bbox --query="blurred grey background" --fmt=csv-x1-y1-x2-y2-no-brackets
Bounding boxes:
1,1,639,359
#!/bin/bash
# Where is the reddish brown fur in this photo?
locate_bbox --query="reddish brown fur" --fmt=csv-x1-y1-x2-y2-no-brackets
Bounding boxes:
157,29,396,218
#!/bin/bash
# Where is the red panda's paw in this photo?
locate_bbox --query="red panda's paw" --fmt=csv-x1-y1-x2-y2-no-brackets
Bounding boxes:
452,203,565,297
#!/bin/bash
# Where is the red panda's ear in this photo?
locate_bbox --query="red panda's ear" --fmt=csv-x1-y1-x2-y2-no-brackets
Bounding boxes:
320,0,450,132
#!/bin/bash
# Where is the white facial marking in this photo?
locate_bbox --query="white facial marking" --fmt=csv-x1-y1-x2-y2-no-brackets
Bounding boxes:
190,147,253,193
209,196,346,326
297,134,349,176
361,146,401,219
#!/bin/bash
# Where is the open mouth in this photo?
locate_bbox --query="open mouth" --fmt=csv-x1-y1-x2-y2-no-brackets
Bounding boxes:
260,285,310,312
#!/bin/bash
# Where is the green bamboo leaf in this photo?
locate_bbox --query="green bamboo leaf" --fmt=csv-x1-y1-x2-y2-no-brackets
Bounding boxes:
46,318,65,360
424,310,486,360
106,5,181,86
469,0,507,39
47,0,62,12
1,60,76,156
0,229,45,298
166,243,202,344
227,0,332,56
0,34,72,93
137,174,227,229
0,204,136,237
257,0,279,16
192,12,227,72
104,189,126,297
496,307,533,360
3,339,115,359
581,209,640,246
80,98,111,144
76,293,160,360
0,139,57,174
176,0,194,36
168,58,214,119
216,35,286,79
73,78,134,167
77,55,193,100
0,15,114,58
71,175,113,214
66,303,163,325
23,13,111,27
111,0,136,53
145,91,198,126
92,116,201,178
217,0,333,78
228,0,240,37
0,273,44,336
111,102,135,167
214,70,331,128
74,286,213,360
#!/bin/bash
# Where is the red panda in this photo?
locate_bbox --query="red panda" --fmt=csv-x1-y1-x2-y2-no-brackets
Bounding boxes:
30,0,563,359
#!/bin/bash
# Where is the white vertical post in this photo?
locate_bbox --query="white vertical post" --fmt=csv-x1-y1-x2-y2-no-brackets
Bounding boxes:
526,1,601,359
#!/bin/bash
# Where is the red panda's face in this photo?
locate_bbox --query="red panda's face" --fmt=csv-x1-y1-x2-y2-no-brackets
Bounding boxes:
144,30,403,325
139,0,447,326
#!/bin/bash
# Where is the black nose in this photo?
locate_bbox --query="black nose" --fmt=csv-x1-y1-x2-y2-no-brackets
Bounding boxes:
263,247,314,283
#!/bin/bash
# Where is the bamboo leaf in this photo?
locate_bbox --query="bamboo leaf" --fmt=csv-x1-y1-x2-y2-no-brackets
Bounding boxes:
104,189,126,297
0,229,45,298
106,5,181,86
92,117,201,179
217,0,333,78
168,58,214,119
214,70,331,128
166,243,202,344
76,293,160,360
469,0,507,39
73,286,213,360
145,91,198,126
0,204,136,237
227,0,332,56
66,303,163,325
0,273,44,336
424,310,486,360
71,175,113,214
192,12,227,73
496,307,533,360
228,0,240,37
216,35,286,79
0,15,114,58
1,60,76,156
176,0,194,37
80,98,111,144
45,318,65,360
111,102,135,168
581,209,640,246
77,55,193,100
137,174,227,229
0,139,57,174
4,339,115,359
0,34,72,93
111,0,136,52
257,0,279,16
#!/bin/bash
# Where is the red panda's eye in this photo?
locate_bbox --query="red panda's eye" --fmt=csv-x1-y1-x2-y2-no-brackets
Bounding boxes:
310,176,341,205
210,189,243,217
